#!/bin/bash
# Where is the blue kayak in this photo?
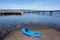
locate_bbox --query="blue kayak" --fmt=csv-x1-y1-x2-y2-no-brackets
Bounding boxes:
21,28,43,38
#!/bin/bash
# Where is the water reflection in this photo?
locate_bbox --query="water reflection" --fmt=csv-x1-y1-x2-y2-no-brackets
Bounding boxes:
0,14,60,39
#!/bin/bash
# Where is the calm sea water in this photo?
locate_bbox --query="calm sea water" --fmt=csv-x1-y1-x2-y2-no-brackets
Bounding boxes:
0,13,60,33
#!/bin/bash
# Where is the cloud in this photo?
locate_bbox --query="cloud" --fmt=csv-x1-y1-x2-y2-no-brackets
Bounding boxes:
0,1,43,10
0,0,60,10
25,1,43,10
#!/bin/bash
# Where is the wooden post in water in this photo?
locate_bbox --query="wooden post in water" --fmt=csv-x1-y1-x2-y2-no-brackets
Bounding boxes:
2,11,4,16
42,11,45,15
49,11,52,16
0,13,1,16
38,11,40,14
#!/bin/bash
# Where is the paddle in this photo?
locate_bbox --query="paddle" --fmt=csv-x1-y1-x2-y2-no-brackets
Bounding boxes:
30,36,35,40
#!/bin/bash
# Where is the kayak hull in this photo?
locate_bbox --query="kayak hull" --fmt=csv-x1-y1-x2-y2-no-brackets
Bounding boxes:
21,28,43,38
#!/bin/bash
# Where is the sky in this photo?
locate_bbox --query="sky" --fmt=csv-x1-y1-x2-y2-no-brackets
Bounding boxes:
0,0,60,10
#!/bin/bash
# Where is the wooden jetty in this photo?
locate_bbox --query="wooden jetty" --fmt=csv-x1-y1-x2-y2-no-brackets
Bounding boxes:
0,10,60,16
0,10,23,16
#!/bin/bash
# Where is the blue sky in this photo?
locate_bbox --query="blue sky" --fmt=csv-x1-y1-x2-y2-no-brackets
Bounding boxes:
0,0,60,10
